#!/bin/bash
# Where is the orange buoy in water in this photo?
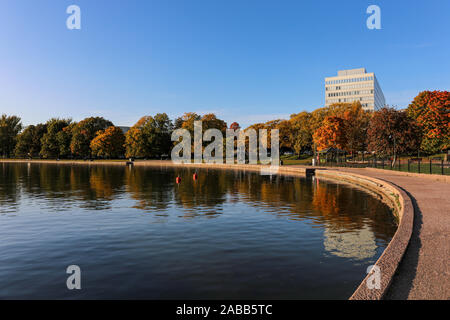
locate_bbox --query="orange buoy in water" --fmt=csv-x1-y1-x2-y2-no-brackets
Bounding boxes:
193,173,198,180
176,176,182,184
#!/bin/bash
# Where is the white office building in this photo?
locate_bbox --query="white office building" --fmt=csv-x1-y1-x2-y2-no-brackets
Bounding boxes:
325,68,386,111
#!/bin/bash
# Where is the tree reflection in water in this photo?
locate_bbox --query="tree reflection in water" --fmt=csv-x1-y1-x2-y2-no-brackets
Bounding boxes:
0,162,398,299
0,163,396,259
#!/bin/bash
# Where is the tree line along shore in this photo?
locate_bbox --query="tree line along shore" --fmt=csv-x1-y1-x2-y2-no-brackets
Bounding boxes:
0,90,448,161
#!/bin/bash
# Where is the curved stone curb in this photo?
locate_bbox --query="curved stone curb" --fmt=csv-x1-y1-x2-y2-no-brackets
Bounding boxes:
314,170,414,300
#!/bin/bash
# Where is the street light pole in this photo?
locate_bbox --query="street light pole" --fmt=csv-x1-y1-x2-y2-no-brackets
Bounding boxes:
393,135,396,168
389,134,396,168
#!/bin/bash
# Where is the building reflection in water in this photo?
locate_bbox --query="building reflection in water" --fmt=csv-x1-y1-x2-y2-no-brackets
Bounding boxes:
311,176,388,260
323,226,377,260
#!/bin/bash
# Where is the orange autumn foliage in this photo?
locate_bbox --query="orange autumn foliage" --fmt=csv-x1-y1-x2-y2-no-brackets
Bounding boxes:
407,90,450,153
313,116,348,151
90,126,125,159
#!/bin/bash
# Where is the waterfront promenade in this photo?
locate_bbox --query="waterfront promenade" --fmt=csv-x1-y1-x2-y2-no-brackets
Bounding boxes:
329,167,450,300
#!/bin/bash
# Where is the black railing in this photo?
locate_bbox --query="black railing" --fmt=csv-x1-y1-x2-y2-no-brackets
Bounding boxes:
316,157,450,175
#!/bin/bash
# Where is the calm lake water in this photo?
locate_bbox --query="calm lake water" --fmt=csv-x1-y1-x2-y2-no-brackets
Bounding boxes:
0,163,397,299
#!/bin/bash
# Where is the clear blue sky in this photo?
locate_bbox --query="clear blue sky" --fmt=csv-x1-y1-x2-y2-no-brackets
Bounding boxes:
1,0,449,128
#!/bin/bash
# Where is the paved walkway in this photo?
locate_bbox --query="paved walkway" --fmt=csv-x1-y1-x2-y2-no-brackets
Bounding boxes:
330,168,450,299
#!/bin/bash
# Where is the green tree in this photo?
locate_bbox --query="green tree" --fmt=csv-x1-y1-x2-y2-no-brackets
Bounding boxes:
14,123,47,158
125,113,173,158
40,118,72,159
56,123,77,158
153,113,174,156
0,114,22,158
173,116,184,130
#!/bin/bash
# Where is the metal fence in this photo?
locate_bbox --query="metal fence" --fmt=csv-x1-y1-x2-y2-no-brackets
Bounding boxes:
318,157,450,175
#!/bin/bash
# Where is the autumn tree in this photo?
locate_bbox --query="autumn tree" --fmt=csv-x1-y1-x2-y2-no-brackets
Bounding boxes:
274,120,292,151
309,103,354,133
70,117,114,158
308,103,358,155
174,113,227,154
367,107,421,165
229,122,240,131
407,90,449,154
309,107,330,134
0,114,22,158
341,102,372,156
236,122,262,156
201,113,227,134
223,122,242,157
14,123,47,158
125,117,147,158
90,126,126,158
125,113,173,158
178,112,201,136
289,111,313,156
240,119,290,156
40,118,72,159
201,113,227,157
313,116,348,151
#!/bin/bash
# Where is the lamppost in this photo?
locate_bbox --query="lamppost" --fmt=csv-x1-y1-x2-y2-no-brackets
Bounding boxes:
389,134,396,167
